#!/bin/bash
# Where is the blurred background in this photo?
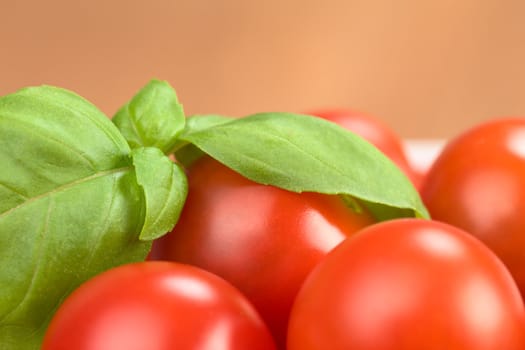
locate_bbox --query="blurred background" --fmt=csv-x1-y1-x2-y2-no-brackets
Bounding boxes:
2,0,525,138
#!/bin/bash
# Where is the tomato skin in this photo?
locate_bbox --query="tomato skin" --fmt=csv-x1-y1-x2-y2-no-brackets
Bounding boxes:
308,109,420,188
421,118,525,300
287,219,525,350
42,261,276,350
150,156,376,348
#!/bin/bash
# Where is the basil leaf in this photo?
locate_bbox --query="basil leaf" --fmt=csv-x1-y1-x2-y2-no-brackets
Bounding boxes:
131,147,188,240
173,114,235,167
112,79,185,154
180,113,429,219
0,86,176,348
184,114,235,132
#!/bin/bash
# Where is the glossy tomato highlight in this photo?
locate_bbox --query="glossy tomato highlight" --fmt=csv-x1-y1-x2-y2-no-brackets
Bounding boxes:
42,261,276,350
421,118,525,300
287,219,525,350
150,156,376,348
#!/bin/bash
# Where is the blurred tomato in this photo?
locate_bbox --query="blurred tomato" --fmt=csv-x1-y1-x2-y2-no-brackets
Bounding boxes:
421,118,525,300
42,261,276,350
150,156,376,348
288,219,525,350
308,109,421,188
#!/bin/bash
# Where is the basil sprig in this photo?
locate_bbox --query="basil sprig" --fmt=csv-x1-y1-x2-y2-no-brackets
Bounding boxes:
0,79,428,349
110,80,427,219
0,85,186,348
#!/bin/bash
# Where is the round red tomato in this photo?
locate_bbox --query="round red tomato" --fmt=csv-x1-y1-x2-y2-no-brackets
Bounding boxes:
421,118,525,300
42,261,276,350
150,156,376,348
287,219,525,350
308,109,421,188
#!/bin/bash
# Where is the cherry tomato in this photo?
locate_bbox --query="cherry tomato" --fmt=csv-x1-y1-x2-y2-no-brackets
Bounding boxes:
150,156,376,348
421,118,525,300
42,261,276,350
308,109,421,188
287,219,525,350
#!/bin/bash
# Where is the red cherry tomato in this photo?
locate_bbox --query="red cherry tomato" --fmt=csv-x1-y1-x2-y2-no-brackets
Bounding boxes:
308,109,421,188
421,118,525,300
288,219,525,350
150,156,376,348
42,261,276,350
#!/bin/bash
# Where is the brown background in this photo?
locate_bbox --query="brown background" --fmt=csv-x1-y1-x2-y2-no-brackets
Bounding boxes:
2,0,525,138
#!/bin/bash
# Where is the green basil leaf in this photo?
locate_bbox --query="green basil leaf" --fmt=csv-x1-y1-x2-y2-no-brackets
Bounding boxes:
180,112,429,220
131,147,188,240
184,114,235,132
173,114,235,167
112,79,185,154
0,86,177,348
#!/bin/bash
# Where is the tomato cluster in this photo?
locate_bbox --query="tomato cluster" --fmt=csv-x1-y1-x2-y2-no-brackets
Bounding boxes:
42,113,525,349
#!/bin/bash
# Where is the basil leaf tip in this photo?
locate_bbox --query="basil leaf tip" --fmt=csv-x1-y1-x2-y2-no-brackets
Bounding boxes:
112,79,186,154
